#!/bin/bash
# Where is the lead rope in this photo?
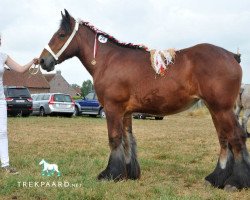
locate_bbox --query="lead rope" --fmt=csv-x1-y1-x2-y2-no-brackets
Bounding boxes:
29,63,40,75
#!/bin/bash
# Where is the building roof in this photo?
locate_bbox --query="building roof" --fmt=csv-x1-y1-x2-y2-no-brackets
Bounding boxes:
44,70,78,96
44,74,55,82
3,69,50,89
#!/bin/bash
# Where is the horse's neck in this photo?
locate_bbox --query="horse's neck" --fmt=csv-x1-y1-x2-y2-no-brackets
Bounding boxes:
76,27,120,77
43,162,48,167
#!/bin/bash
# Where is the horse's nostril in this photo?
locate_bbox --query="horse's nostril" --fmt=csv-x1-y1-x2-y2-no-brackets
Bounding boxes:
40,59,44,64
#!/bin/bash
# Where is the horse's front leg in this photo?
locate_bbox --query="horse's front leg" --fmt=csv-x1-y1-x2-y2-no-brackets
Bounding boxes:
97,107,127,181
41,168,47,176
123,113,141,180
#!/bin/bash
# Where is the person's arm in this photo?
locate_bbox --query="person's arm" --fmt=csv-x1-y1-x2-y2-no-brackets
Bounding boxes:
5,56,39,73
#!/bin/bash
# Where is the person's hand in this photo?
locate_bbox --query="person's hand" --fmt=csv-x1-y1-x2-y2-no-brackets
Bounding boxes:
33,58,39,65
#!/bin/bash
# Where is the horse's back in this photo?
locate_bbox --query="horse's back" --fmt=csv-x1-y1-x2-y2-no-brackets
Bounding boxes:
186,43,240,64
177,43,241,81
184,43,242,109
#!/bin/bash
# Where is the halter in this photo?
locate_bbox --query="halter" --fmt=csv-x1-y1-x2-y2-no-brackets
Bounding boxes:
44,20,100,66
29,20,79,75
45,20,79,61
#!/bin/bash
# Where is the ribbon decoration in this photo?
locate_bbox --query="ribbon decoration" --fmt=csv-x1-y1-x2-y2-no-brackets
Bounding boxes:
91,33,98,65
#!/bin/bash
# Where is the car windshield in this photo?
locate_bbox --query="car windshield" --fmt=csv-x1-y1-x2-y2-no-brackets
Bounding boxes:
6,88,30,98
54,94,72,102
85,92,94,100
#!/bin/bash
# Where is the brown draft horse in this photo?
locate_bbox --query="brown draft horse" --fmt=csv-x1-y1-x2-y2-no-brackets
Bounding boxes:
39,10,250,191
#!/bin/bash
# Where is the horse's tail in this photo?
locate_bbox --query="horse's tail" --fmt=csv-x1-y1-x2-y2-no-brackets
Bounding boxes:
234,53,241,63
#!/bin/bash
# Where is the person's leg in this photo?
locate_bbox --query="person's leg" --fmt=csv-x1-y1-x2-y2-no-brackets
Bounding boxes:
0,100,9,167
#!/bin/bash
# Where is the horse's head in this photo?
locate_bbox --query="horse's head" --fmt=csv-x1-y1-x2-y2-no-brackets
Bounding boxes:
39,159,45,165
39,9,79,72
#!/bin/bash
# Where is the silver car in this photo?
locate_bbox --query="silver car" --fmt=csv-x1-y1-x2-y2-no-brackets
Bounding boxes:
32,93,75,117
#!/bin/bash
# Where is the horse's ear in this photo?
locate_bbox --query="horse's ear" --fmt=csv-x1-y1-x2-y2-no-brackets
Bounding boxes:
64,9,71,20
61,11,65,19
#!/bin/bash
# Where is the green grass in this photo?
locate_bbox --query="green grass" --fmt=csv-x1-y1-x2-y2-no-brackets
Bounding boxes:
0,112,250,199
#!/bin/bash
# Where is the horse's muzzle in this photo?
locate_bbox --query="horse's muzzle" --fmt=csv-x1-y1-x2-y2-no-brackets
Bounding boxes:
40,57,56,72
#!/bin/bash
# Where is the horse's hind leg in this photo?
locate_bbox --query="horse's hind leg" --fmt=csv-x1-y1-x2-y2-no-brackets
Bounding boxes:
123,113,141,179
242,108,250,137
234,105,242,121
205,110,238,188
205,109,250,190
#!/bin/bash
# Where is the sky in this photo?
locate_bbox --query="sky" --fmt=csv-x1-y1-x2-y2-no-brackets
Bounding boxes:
0,0,250,86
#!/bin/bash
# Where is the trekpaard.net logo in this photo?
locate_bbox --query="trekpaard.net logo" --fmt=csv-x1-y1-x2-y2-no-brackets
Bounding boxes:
17,159,82,188
39,159,61,177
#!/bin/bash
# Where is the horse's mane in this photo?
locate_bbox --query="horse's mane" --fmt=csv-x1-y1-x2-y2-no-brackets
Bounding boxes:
80,20,149,51
60,17,149,51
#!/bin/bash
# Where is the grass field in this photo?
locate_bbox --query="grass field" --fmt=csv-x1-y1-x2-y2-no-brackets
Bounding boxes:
1,110,250,200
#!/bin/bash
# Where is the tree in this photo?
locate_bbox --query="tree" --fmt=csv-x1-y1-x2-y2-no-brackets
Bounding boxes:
71,84,82,97
81,80,93,97
71,83,80,88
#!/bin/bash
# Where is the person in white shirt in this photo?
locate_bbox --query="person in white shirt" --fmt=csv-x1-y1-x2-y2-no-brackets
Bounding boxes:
0,34,38,174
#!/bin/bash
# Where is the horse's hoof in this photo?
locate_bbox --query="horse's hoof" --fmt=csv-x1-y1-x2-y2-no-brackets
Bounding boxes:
224,185,238,192
97,172,106,180
204,180,212,187
97,169,111,181
97,169,125,181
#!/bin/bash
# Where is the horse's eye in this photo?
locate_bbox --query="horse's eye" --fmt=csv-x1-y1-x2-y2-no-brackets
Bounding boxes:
59,33,65,38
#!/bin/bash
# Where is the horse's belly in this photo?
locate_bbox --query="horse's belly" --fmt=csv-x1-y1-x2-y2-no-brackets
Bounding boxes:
130,93,198,115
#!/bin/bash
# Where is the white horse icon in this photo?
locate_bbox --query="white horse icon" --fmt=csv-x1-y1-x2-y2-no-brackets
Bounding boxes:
39,159,61,176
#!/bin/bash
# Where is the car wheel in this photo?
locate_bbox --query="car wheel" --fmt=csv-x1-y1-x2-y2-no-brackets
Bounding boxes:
139,114,146,119
65,113,73,118
74,106,80,116
100,108,106,118
133,115,139,119
155,117,164,120
39,107,46,117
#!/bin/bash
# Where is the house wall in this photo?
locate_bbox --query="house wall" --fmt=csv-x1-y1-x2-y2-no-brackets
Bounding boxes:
3,70,50,94
29,88,50,94
49,71,77,96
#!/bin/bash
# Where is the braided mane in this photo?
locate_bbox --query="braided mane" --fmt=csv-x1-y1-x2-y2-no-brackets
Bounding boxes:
80,21,149,51
79,20,149,51
60,15,149,51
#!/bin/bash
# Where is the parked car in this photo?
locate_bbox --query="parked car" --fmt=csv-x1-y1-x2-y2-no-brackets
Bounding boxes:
133,113,164,120
75,91,105,118
32,93,75,117
76,91,164,120
4,86,33,117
